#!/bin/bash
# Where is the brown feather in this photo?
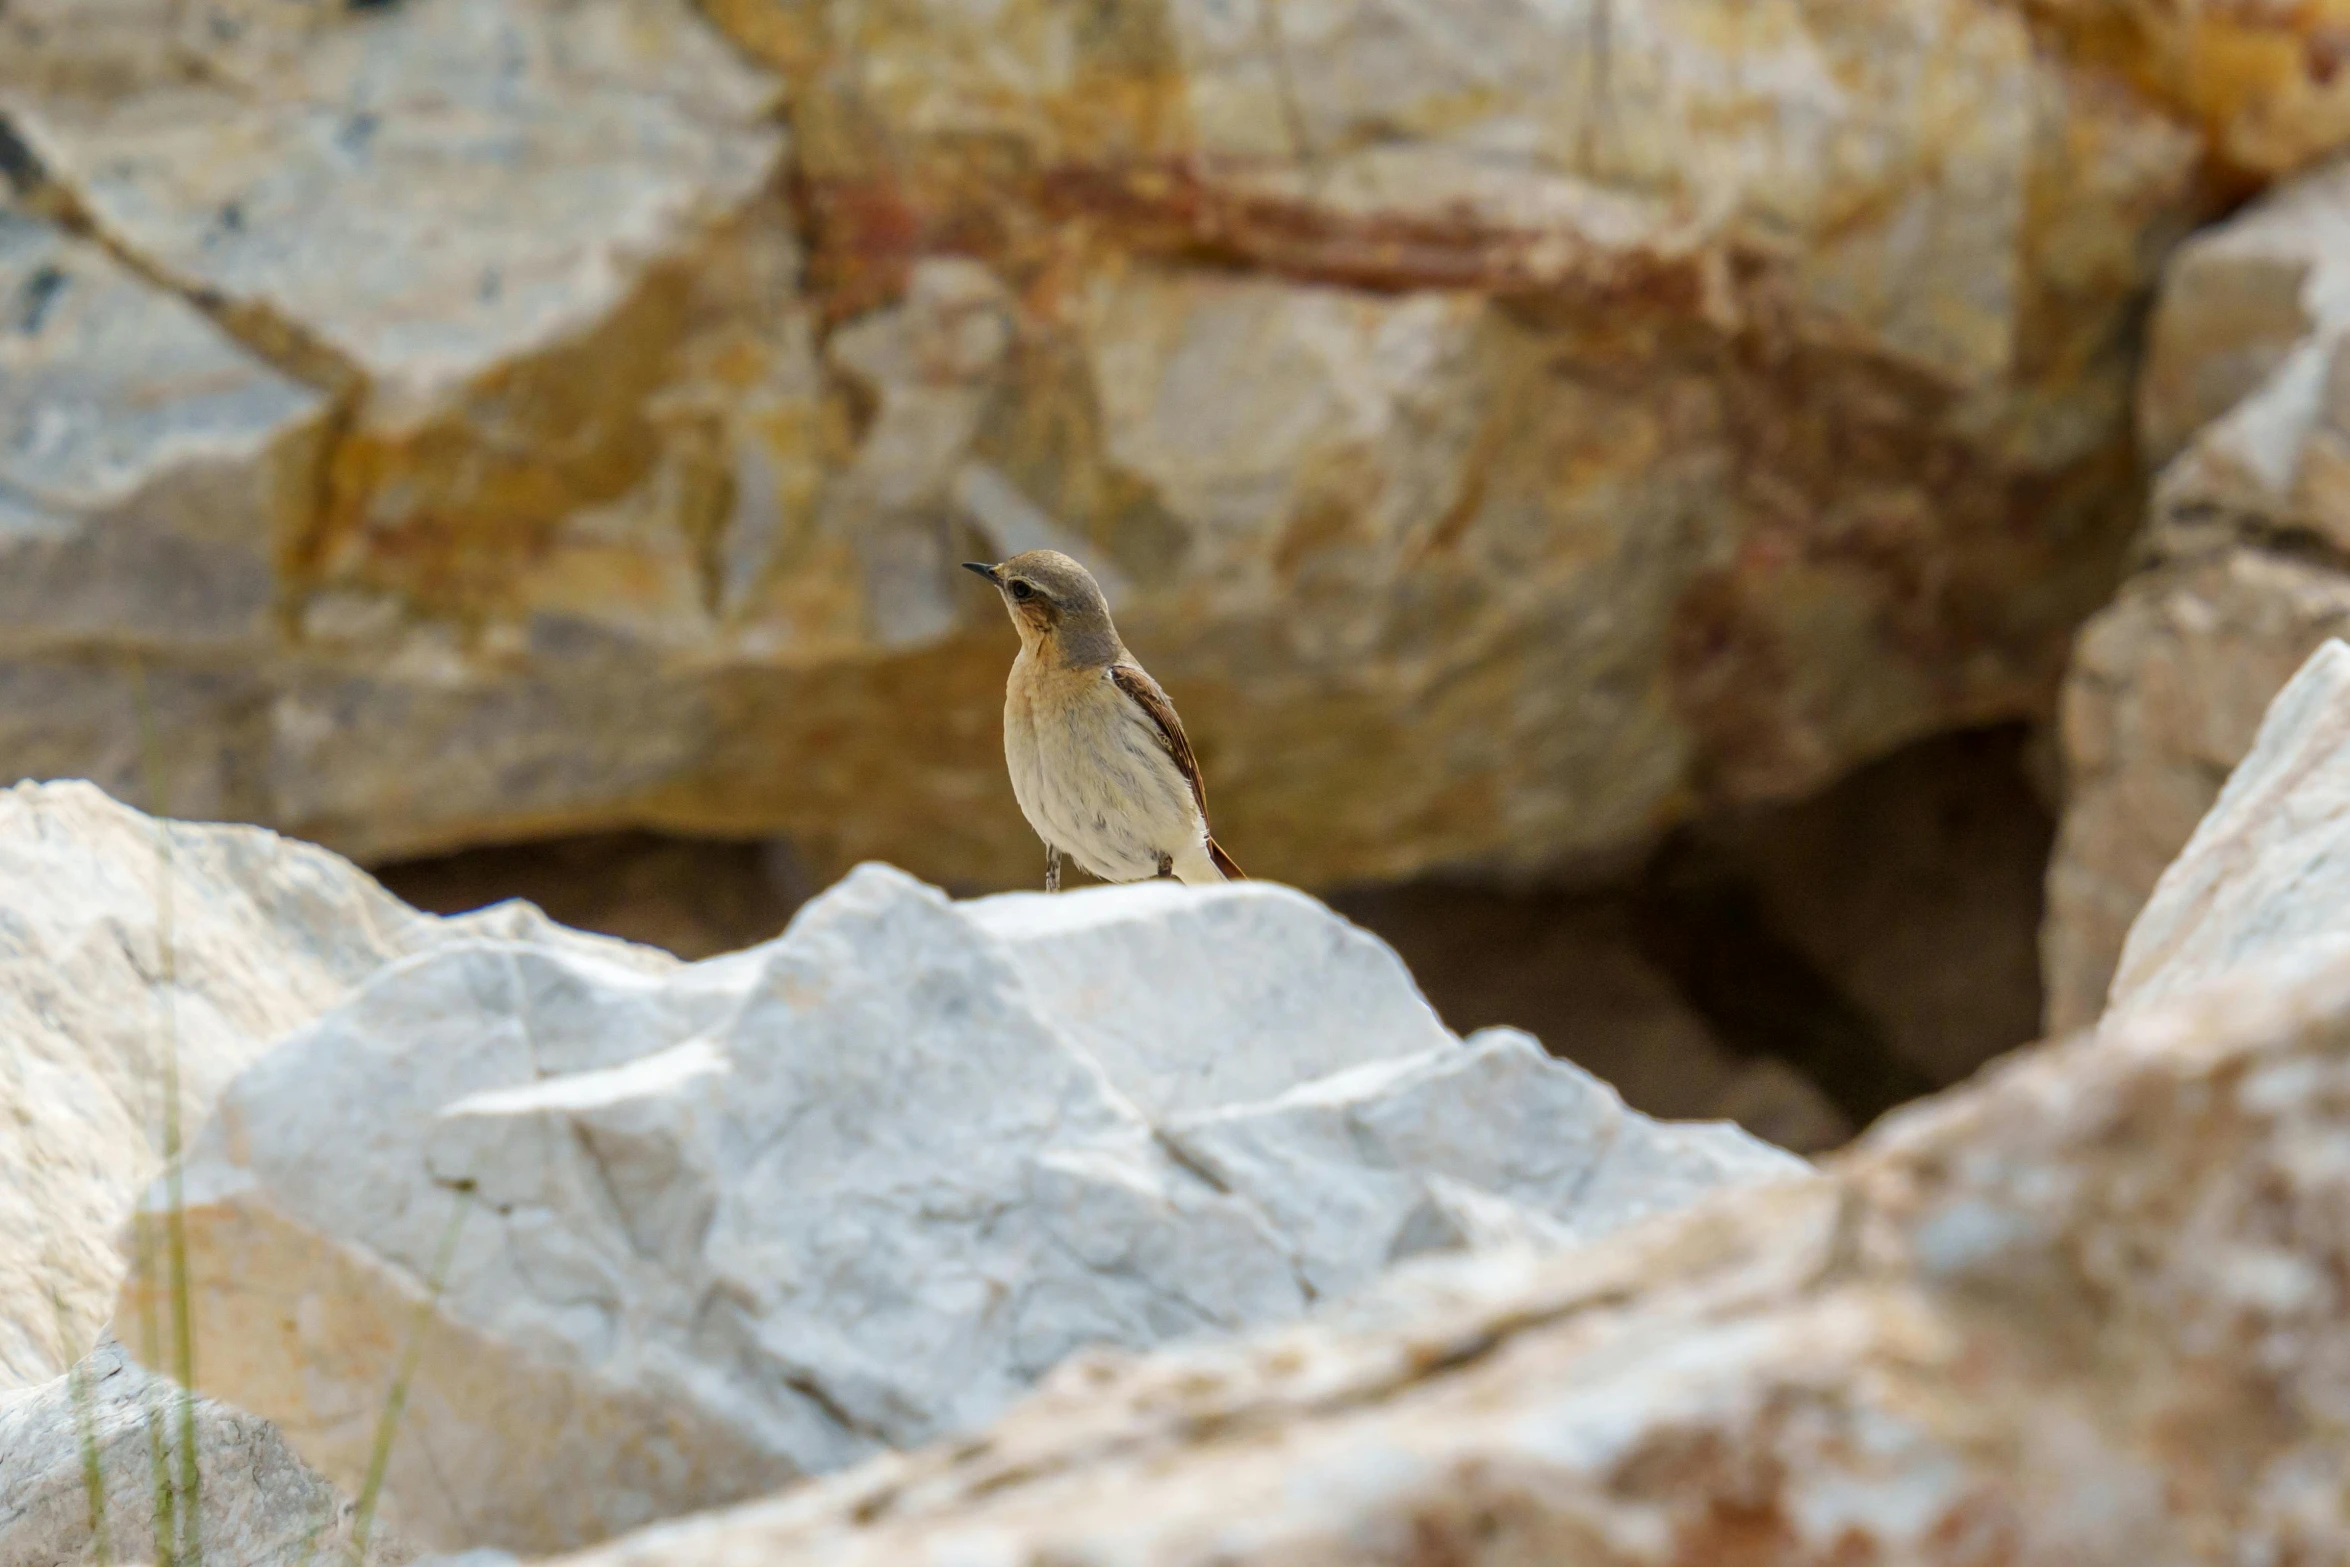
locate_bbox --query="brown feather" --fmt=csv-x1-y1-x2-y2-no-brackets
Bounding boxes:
1108,662,1208,820
1207,838,1245,880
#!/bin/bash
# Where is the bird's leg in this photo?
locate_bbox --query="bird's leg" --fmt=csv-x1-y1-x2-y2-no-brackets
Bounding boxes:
1155,852,1174,880
1045,845,1062,894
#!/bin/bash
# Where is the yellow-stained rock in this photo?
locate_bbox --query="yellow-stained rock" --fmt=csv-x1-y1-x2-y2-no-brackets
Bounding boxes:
2018,0,2350,180
0,0,2317,889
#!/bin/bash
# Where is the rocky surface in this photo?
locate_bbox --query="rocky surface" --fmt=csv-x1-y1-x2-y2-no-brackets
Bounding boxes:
117,862,1799,1554
1332,883,1855,1153
0,1341,415,1567
0,0,2263,887
0,206,325,664
517,663,2350,1567
0,778,661,1392
2044,153,2350,1031
2018,0,2350,180
2104,638,2350,1020
372,720,2060,1159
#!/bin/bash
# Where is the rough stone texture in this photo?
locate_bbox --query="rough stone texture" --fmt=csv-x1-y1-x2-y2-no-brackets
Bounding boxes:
0,778,662,1393
527,759,2350,1567
2018,0,2350,180
2044,154,2350,1031
0,1341,416,1567
376,834,1855,1149
1341,884,1856,1153
2105,638,2350,1020
118,865,1800,1555
0,207,326,656
0,0,2255,887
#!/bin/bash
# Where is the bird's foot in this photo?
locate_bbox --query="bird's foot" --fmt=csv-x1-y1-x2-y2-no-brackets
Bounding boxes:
1045,846,1062,894
1155,852,1173,880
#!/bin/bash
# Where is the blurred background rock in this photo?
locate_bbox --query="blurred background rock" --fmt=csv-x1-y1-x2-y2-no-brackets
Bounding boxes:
9,0,2350,1150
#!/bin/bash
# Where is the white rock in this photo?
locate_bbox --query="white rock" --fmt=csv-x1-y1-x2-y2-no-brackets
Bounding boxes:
964,881,1455,1118
2107,638,2350,1019
1161,1027,1795,1298
0,778,667,1390
2044,156,2350,1031
527,854,2350,1567
0,1341,415,1567
125,864,1799,1554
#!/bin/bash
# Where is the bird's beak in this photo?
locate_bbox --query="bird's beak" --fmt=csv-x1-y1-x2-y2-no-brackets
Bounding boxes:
962,561,1002,586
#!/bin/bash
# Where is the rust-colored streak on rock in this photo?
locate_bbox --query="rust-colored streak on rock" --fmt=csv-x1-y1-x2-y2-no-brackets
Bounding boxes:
1033,161,1718,314
796,156,1724,320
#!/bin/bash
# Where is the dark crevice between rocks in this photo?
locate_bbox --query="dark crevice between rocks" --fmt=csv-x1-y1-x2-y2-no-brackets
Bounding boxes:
1626,838,1937,1130
14,262,66,333
0,113,42,195
378,831,811,962
0,106,361,396
0,109,365,625
1328,725,2054,1150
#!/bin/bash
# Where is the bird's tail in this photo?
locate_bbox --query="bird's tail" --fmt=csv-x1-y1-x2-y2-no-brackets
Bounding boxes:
1207,838,1244,881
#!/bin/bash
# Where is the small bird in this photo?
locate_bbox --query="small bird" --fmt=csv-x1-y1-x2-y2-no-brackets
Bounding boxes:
964,550,1242,891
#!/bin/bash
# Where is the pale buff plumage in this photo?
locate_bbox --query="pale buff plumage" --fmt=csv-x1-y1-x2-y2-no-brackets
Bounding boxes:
964,551,1241,889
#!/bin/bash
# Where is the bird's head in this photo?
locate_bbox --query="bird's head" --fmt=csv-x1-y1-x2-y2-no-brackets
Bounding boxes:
963,550,1120,665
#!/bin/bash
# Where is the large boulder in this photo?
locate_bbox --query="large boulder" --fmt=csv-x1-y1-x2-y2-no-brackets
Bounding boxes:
2043,154,2350,1031
0,779,662,1392
116,864,1799,1554
0,0,2255,887
525,644,2350,1567
0,1341,417,1567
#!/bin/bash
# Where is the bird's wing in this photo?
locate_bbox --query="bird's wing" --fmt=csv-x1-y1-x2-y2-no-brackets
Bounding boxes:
1108,662,1208,819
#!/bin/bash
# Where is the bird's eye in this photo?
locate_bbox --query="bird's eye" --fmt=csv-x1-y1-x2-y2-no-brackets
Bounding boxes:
1009,580,1036,602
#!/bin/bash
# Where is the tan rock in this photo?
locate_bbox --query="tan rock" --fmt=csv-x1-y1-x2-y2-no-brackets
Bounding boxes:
2044,155,2350,1032
0,0,2259,888
2105,637,2350,1019
2046,549,2350,1029
531,763,2350,1567
3,0,803,627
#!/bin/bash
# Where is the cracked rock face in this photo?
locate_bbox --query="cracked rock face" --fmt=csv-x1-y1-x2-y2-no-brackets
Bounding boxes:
2043,154,2350,1032
517,656,2350,1567
0,0,2258,885
0,208,326,658
114,864,1798,1555
0,779,664,1394
0,1341,417,1567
